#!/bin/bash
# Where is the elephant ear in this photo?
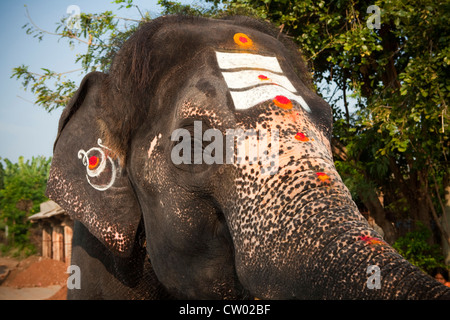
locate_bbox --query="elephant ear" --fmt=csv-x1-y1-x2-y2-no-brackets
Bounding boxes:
46,71,141,257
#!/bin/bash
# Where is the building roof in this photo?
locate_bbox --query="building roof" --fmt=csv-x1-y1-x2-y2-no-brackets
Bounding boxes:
28,200,65,221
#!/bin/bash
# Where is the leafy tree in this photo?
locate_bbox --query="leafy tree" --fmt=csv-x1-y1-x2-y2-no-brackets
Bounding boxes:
10,1,450,262
0,156,51,251
393,222,446,274
11,3,145,112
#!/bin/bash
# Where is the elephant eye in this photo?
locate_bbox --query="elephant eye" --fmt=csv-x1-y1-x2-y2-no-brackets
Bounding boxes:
170,121,214,174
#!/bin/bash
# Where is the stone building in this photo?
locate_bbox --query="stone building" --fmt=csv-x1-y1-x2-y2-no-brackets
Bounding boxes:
29,200,73,265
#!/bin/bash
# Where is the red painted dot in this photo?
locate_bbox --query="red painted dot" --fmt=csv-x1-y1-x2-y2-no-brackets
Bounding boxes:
88,156,99,169
275,95,290,104
273,95,293,109
359,235,384,246
233,33,253,47
239,36,248,43
316,172,330,181
295,132,309,142
258,75,269,80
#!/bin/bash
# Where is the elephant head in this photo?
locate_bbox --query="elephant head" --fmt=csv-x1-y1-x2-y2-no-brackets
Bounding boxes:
46,15,450,299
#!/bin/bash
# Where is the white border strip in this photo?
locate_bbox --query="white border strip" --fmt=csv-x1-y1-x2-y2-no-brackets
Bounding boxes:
230,86,311,112
216,52,283,73
220,70,297,92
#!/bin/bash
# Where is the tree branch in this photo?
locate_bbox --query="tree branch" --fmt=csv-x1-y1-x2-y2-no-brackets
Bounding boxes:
426,192,450,247
24,5,59,36
331,137,348,161
24,5,112,47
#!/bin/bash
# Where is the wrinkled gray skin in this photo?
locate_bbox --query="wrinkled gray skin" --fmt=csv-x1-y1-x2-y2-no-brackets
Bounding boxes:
46,15,450,299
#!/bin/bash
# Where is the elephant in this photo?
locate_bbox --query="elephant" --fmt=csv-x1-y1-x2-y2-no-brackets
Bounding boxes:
46,15,450,299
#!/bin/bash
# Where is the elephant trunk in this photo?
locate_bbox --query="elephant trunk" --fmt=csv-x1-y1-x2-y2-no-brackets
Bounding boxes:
230,166,450,299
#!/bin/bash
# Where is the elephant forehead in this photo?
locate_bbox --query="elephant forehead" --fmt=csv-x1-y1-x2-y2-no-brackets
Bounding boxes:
154,26,314,116
177,100,235,128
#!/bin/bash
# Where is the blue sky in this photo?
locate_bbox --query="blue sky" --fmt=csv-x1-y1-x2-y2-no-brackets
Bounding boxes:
0,0,176,161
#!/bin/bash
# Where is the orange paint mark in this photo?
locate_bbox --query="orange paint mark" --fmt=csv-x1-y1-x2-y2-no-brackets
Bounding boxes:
358,236,385,246
88,156,99,170
273,95,293,110
234,33,253,47
295,132,310,142
258,74,269,81
316,172,330,182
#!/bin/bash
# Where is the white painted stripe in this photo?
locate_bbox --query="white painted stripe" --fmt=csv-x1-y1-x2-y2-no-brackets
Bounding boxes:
215,51,311,113
230,85,311,112
216,51,283,73
220,70,297,92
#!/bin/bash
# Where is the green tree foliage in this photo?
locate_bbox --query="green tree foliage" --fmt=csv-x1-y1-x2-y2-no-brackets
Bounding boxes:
0,156,51,251
393,222,446,274
10,1,450,257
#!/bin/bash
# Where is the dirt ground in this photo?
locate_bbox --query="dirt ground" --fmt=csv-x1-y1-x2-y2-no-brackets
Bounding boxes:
0,255,68,300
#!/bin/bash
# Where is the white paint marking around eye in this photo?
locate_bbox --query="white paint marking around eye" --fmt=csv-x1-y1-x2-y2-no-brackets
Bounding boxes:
148,136,158,158
148,133,161,158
